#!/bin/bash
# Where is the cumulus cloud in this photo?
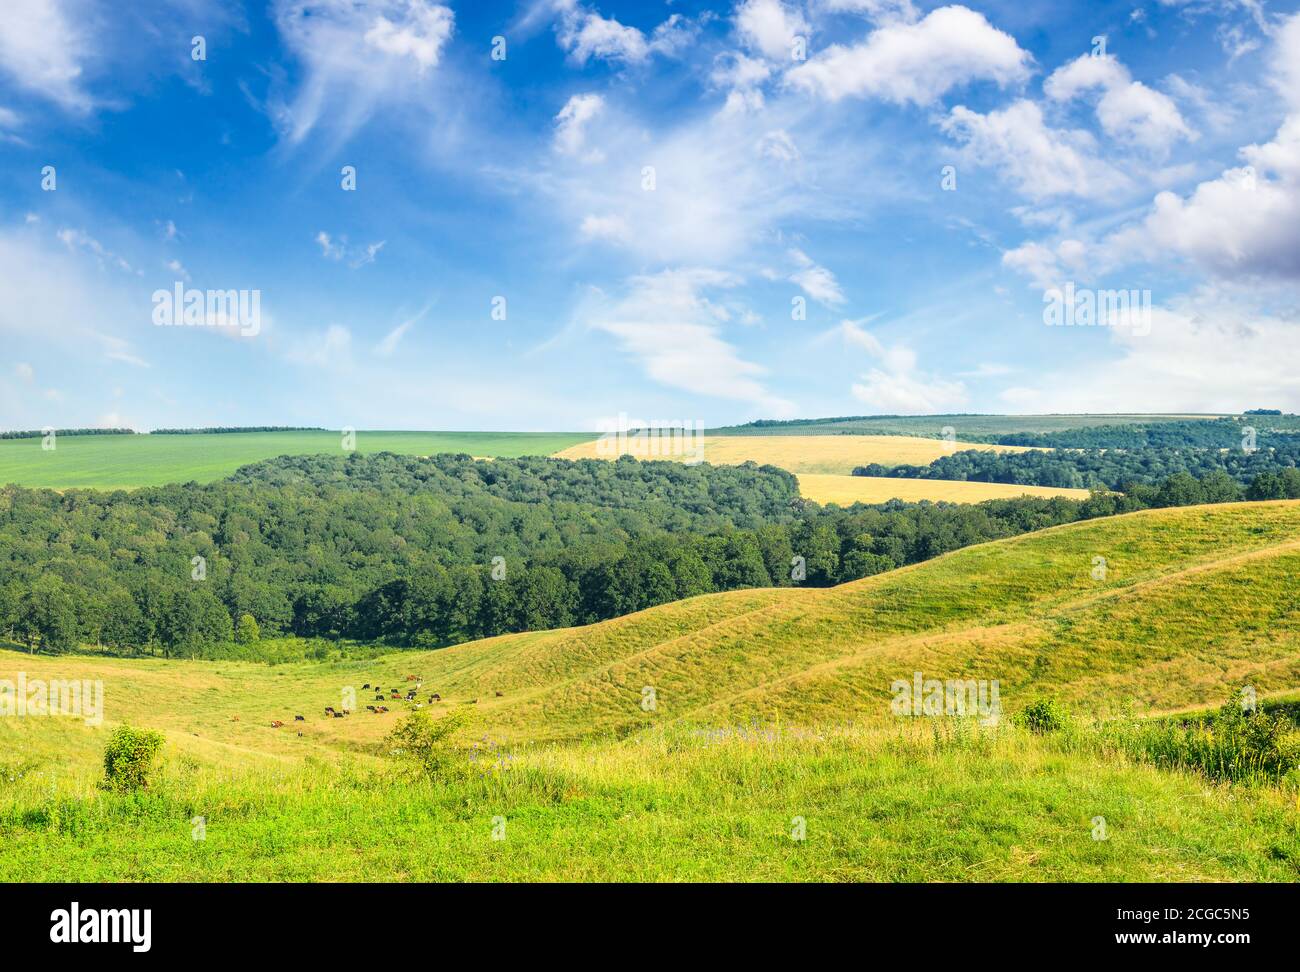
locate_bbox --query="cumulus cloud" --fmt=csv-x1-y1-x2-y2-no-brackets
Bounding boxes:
736,0,810,61
1103,14,1300,281
1045,53,1194,154
555,2,693,65
943,100,1128,200
1000,291,1300,413
787,5,1031,104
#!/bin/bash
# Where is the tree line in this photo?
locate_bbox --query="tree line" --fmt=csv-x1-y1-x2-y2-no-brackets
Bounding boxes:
856,445,1300,491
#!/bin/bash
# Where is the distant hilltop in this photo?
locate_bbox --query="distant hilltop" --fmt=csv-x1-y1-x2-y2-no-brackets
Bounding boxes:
0,426,329,439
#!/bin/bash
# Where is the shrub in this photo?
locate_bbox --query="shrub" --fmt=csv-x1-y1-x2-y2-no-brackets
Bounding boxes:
1015,698,1072,735
101,726,164,791
1116,697,1300,786
383,710,468,781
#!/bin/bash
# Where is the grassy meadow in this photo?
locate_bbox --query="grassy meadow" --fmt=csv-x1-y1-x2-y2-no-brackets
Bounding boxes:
3,501,1299,881
0,430,593,490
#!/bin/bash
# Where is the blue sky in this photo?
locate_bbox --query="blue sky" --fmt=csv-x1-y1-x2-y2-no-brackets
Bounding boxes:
2,0,1299,432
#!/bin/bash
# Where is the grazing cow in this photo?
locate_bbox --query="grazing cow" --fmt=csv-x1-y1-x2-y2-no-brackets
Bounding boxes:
366,705,376,713
294,715,305,721
231,715,240,722
270,720,284,728
362,683,370,689
431,694,441,701
332,711,344,719
375,694,384,701
495,691,504,697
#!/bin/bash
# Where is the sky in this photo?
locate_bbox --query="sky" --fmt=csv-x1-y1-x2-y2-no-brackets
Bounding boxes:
1,0,1299,433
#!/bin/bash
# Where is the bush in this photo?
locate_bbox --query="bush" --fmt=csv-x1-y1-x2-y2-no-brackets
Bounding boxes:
101,726,164,791
1115,697,1300,786
1015,698,1072,735
383,710,468,781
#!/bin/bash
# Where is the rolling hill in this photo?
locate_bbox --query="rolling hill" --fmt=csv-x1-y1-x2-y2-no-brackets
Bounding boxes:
2,501,1298,881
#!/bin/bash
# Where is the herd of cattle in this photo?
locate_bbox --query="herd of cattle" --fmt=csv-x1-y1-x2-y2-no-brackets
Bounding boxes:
255,674,504,731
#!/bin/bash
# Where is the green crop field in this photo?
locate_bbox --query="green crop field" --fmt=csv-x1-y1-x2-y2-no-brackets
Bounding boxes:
3,501,1298,881
0,431,594,490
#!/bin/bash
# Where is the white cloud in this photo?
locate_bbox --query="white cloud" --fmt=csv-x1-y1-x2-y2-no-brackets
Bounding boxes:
56,227,136,274
788,248,846,305
14,362,34,382
554,93,605,160
830,318,968,413
998,292,1300,413
315,231,384,267
943,100,1128,200
363,2,453,70
0,0,92,111
555,3,692,65
1001,237,1098,289
375,321,413,356
736,0,810,61
1103,14,1300,281
580,268,793,412
787,5,1031,104
272,0,455,145
1045,53,1194,154
316,231,343,260
540,99,826,263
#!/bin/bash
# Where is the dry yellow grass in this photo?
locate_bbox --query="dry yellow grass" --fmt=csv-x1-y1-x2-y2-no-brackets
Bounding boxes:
552,434,1035,475
797,473,1091,505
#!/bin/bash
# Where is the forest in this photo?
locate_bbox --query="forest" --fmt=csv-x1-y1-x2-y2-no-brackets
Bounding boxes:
0,452,1289,658
857,445,1300,491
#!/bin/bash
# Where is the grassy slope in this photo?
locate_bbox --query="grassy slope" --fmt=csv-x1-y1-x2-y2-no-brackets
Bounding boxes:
0,430,593,490
3,502,1299,880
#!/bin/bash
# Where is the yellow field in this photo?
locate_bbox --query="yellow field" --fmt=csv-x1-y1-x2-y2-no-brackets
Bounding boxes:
798,474,1091,505
552,434,1035,475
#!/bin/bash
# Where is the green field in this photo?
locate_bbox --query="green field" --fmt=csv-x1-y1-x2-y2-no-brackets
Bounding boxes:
707,413,1227,438
0,431,594,490
3,501,1298,881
